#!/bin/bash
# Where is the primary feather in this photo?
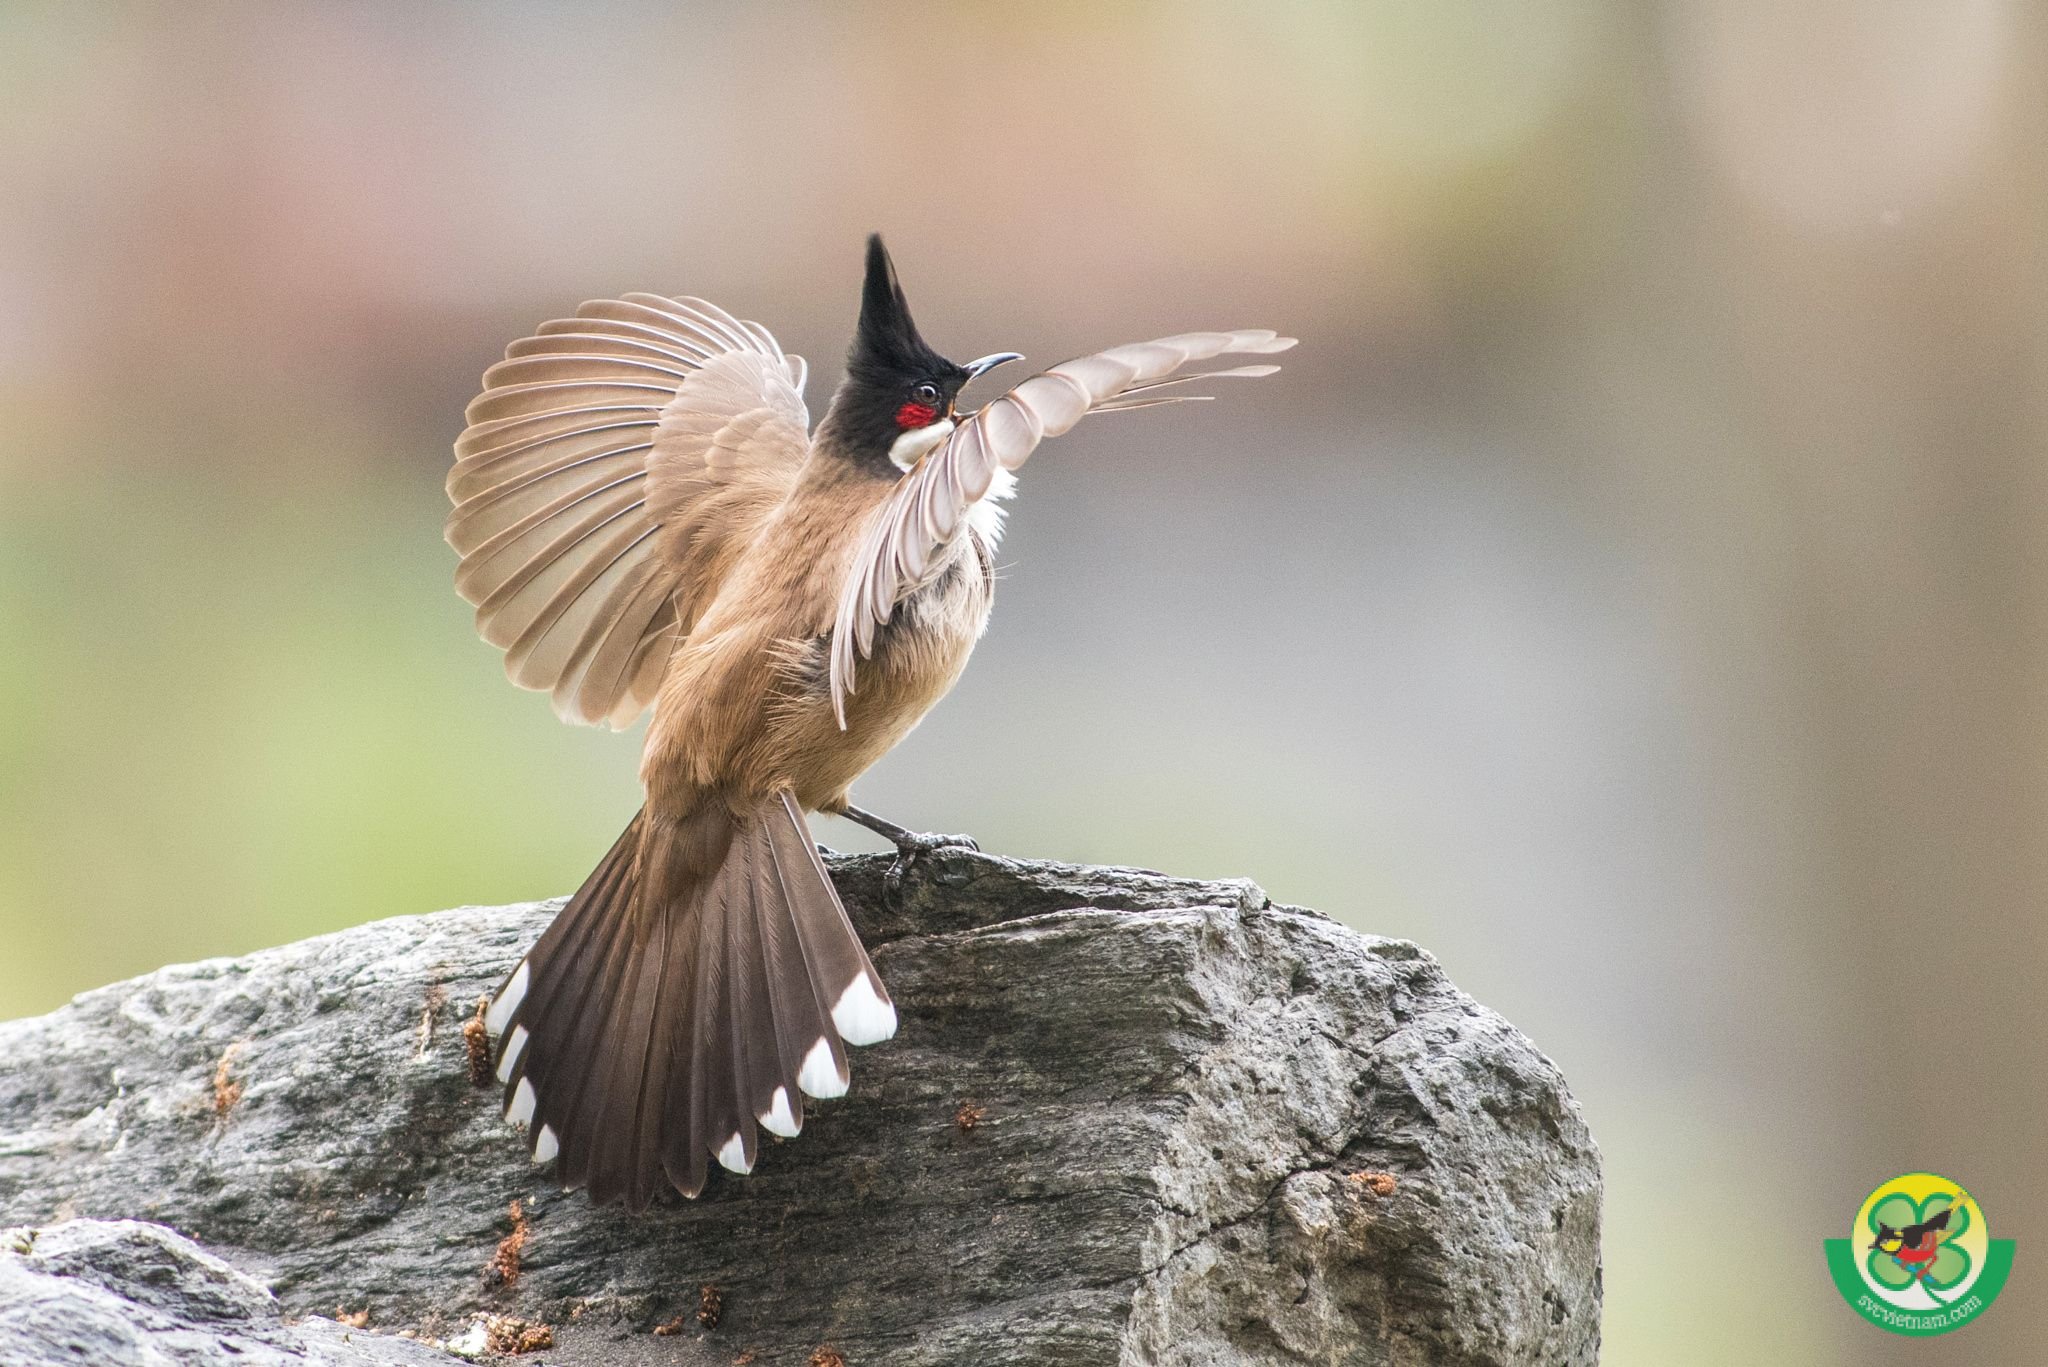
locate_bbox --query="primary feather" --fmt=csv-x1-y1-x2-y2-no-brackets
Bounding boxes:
447,295,811,728
827,328,1296,725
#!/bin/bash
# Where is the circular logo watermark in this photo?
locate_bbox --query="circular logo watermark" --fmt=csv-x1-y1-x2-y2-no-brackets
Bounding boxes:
1824,1173,2015,1336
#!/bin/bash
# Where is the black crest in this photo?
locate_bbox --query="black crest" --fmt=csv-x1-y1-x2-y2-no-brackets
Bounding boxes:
848,234,956,383
815,235,973,468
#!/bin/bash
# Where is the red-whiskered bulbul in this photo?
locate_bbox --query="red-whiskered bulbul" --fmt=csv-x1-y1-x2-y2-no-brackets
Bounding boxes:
446,235,1293,1208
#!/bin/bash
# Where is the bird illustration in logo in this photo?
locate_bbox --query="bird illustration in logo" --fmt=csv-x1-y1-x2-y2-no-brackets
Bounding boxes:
1870,1192,1970,1292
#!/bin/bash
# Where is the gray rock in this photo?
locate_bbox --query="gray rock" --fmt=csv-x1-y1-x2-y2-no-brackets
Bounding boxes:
0,851,1600,1364
0,1217,454,1364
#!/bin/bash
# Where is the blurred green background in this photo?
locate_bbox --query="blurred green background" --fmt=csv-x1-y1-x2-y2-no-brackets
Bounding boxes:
3,2,2043,1360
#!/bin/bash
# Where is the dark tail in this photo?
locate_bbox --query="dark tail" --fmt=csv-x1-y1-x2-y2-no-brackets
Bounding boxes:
483,792,895,1208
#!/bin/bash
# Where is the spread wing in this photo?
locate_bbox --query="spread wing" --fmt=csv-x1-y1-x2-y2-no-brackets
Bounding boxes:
827,328,1296,726
448,295,811,728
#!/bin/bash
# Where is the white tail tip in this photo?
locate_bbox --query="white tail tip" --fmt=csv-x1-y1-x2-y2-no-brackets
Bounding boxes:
494,1025,528,1084
506,1076,536,1127
483,961,528,1035
798,1036,848,1099
532,1124,558,1163
716,1131,752,1174
760,1086,801,1138
832,973,897,1045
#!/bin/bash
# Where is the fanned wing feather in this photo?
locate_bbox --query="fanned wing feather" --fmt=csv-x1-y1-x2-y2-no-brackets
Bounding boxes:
448,294,810,728
827,328,1295,724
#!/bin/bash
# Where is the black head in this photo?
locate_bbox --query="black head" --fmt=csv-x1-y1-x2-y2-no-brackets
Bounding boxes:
817,235,1020,471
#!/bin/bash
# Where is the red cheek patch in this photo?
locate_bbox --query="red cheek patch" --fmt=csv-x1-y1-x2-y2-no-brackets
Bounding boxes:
895,402,939,430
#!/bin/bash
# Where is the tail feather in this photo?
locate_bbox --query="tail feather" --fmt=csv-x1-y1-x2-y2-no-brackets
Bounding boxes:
718,852,770,1174
705,870,760,1184
770,793,897,1047
528,826,646,1184
743,838,812,1138
591,811,727,1207
486,792,893,1209
618,930,676,1208
762,812,852,1097
492,812,644,1164
675,863,730,1199
585,909,677,1208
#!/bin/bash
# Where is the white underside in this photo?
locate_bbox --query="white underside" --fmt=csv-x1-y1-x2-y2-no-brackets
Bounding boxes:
967,465,1018,547
831,974,898,1045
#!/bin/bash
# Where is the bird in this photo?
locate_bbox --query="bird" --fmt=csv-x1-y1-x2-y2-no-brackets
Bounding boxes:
446,234,1293,1208
1871,1201,1960,1266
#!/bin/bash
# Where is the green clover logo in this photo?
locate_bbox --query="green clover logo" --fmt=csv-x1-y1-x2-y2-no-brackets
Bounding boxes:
1827,1173,2014,1336
1866,1191,1971,1293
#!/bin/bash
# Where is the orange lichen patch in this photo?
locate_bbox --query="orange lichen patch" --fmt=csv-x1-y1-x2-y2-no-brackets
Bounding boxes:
416,984,448,1060
734,1351,759,1365
462,997,492,1087
1349,1170,1397,1198
653,1315,687,1336
954,1101,987,1132
334,1306,369,1329
486,1200,529,1286
211,1042,248,1118
697,1283,723,1328
808,1347,847,1367
485,1316,554,1353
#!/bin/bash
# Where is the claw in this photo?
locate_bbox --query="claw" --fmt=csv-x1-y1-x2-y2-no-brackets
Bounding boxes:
894,831,979,857
884,831,974,895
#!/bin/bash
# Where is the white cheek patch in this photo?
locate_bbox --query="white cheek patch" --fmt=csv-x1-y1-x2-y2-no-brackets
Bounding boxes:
887,416,954,470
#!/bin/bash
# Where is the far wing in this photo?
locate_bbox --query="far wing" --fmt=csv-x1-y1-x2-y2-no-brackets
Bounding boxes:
448,295,809,729
827,328,1296,726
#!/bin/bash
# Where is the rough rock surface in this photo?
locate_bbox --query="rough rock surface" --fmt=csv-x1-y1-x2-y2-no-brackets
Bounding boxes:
0,851,1600,1365
0,1217,453,1364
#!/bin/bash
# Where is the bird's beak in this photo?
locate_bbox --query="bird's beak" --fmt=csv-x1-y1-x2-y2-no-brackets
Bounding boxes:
962,352,1024,382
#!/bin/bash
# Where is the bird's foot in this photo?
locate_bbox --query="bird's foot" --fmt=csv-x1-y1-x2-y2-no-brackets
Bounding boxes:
882,830,978,896
838,804,978,895
889,829,980,858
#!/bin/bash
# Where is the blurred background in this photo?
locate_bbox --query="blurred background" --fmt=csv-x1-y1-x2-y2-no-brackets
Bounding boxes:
2,2,2042,1359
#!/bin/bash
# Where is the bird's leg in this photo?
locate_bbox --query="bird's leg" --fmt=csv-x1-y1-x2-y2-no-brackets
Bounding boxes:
839,804,979,856
839,803,979,895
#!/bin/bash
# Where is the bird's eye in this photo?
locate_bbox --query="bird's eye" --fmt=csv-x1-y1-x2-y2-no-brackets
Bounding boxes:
912,382,940,404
